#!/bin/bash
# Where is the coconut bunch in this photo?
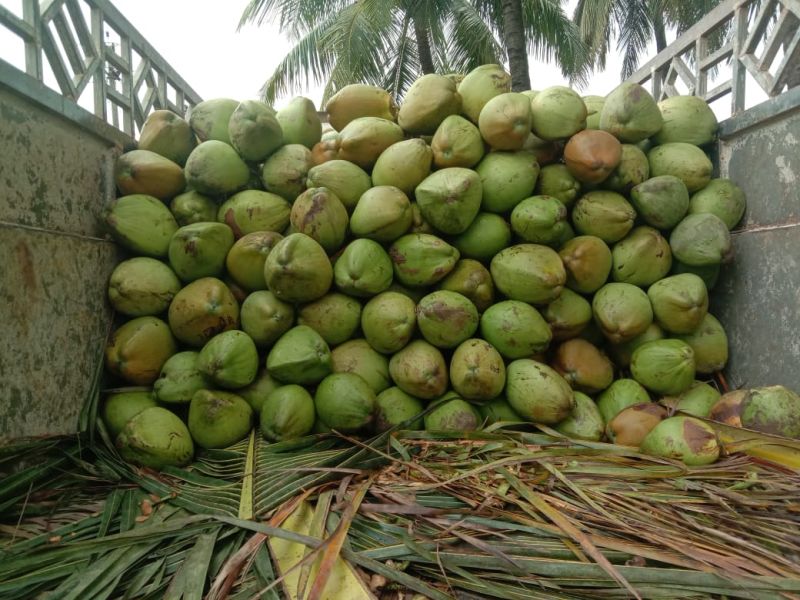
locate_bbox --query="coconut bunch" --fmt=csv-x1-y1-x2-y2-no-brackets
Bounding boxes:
102,64,800,471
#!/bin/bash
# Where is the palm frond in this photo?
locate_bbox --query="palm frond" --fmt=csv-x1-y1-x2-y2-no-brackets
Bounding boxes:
446,0,505,74
617,0,655,79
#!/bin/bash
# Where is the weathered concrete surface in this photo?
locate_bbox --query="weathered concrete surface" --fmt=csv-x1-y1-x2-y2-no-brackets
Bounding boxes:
713,95,800,392
0,84,124,443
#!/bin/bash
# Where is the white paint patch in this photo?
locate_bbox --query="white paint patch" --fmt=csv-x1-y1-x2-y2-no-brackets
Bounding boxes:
775,155,797,185
785,132,799,146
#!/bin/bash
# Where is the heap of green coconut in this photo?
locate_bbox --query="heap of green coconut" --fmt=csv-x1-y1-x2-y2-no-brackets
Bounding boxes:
102,65,800,471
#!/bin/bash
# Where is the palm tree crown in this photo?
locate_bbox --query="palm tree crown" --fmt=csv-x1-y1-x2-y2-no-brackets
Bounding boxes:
239,0,590,104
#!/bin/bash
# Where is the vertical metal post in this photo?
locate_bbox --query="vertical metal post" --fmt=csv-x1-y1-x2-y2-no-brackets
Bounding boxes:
731,3,748,114
22,0,42,79
90,4,105,121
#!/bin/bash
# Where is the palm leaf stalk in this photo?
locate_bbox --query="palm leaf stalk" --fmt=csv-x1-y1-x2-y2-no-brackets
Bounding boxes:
3,422,800,599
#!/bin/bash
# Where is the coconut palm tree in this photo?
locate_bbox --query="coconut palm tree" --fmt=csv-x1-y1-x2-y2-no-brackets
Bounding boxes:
573,0,723,80
239,0,590,103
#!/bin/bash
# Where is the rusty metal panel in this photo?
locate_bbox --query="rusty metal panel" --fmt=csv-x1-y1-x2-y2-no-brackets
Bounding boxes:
0,85,118,238
0,226,118,443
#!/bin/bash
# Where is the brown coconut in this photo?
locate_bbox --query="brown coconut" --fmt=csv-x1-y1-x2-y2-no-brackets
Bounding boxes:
564,130,623,184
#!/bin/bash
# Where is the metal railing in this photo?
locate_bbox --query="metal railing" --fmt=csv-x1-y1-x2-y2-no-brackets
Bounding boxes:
628,0,800,119
0,0,202,137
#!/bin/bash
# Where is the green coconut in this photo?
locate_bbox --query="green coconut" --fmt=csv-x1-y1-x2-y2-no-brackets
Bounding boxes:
648,143,713,193
389,234,459,287
555,392,605,441
629,175,690,230
331,339,391,394
438,259,494,312
314,373,376,432
388,340,448,400
592,282,654,344
185,140,250,196
103,390,158,439
238,369,281,414
449,338,506,402
298,293,362,346
661,381,721,418
138,109,196,166
552,338,615,394
536,164,581,207
325,83,397,131
431,115,485,169
478,92,532,150
372,138,433,195
116,407,194,468
596,378,651,424
240,291,295,348
572,191,636,243
168,277,239,347
375,387,425,431
197,330,258,389
218,190,290,238
266,325,332,385
225,231,282,292
654,95,718,146
607,402,667,446
105,317,177,385
451,213,512,263
260,144,313,202
647,273,708,334
631,339,696,395
530,86,587,140
506,360,575,423
672,261,721,291
260,385,316,441
276,96,322,148
688,178,746,230
640,416,720,465
559,235,612,294
476,151,540,214
600,82,663,143
107,257,181,317
289,187,349,254
398,73,462,134
104,194,178,257
480,300,552,359
490,244,566,304
670,213,732,267
350,186,413,242
153,351,207,405
115,149,185,200
333,239,393,298
416,290,479,349
415,167,483,234
170,190,217,226
583,95,605,129
604,144,650,193
740,385,800,439
228,100,283,161
306,160,372,212
511,195,570,246
264,233,333,303
188,389,253,449
478,398,523,425
338,117,404,169
457,64,512,124
424,396,481,432
611,226,672,287
361,292,417,354
542,288,593,341
674,313,729,374
187,98,238,143
608,323,665,368
168,222,235,283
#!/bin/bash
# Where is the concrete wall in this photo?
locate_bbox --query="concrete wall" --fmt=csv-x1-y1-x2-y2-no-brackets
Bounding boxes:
0,65,130,443
712,87,800,392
